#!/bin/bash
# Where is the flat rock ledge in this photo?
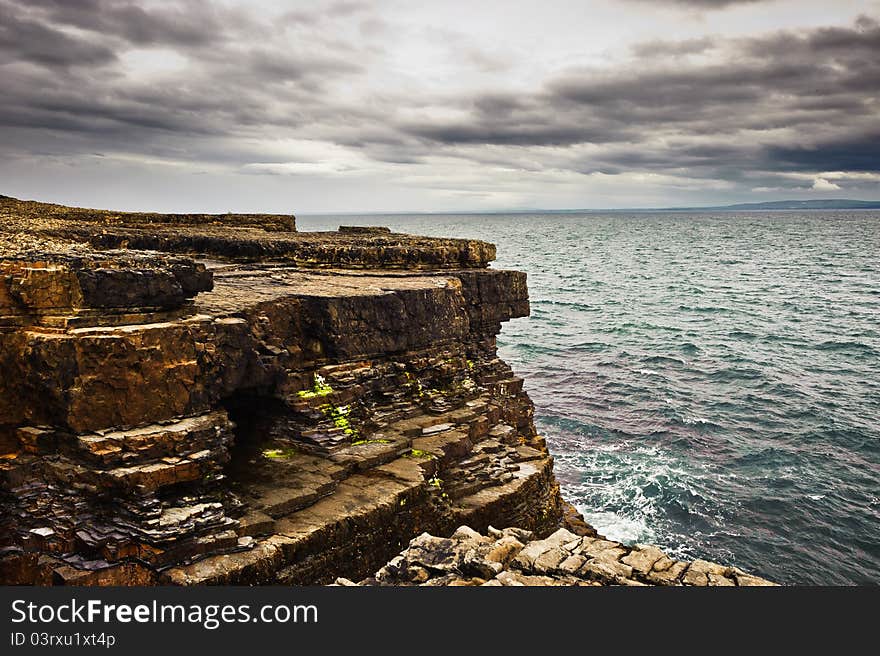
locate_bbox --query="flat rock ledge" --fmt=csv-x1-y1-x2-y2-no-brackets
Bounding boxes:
340,526,777,587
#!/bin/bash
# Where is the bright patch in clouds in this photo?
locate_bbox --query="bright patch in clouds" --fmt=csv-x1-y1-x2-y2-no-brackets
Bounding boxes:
812,177,843,191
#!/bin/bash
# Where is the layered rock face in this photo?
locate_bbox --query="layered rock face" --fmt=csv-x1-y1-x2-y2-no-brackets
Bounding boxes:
0,196,563,585
344,526,776,587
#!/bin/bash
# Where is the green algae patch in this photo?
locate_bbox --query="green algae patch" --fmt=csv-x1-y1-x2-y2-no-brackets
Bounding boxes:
317,402,361,440
350,438,392,446
406,449,436,460
262,447,297,461
297,373,334,399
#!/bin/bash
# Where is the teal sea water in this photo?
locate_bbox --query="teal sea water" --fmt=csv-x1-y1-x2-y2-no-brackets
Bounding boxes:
300,211,880,585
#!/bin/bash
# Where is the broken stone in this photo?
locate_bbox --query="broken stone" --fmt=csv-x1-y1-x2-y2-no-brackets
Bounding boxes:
406,566,431,583
682,566,709,587
421,423,453,435
485,536,524,565
533,547,568,573
29,527,56,538
579,559,634,584
451,525,485,543
647,560,689,586
558,554,587,574
405,534,461,573
735,573,778,586
460,549,504,579
708,573,736,586
621,545,665,575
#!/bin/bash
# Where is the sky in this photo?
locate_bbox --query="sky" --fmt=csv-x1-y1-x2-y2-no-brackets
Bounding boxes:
1,0,879,213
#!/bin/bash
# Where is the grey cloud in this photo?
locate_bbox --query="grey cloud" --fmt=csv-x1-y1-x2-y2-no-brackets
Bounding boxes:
282,0,370,26
622,0,768,7
746,15,880,58
328,1,372,16
402,16,880,179
631,37,716,57
0,2,117,67
245,50,365,85
765,134,880,173
0,0,373,164
18,0,233,47
405,122,623,147
464,49,512,73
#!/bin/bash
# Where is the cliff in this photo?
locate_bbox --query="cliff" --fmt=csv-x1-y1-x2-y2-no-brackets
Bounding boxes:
0,195,772,586
0,195,563,585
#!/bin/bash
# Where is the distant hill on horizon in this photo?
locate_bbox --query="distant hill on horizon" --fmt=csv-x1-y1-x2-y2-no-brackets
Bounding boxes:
663,199,880,211
447,198,880,214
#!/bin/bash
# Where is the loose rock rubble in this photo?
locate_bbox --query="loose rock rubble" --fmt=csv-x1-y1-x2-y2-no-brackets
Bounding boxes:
346,526,777,587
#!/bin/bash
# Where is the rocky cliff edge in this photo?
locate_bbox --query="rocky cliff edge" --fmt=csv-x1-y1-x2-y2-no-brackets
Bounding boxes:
0,195,772,586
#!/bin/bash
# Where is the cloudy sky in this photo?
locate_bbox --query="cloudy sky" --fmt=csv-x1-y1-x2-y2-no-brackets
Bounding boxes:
1,0,879,212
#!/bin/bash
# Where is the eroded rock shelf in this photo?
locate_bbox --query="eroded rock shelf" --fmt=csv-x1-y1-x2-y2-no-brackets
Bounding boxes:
0,195,772,586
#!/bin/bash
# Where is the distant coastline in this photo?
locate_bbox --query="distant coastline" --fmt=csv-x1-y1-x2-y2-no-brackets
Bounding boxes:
517,198,880,213
299,199,880,217
662,199,880,211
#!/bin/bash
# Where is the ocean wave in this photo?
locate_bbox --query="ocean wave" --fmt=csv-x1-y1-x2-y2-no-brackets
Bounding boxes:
533,299,596,310
707,366,764,381
815,340,877,355
642,354,686,366
676,304,734,314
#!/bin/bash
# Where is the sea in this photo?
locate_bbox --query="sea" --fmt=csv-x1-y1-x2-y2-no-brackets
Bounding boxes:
298,211,880,585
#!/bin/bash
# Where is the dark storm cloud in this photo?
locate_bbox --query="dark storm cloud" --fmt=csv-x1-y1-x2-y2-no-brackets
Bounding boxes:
0,0,373,165
766,134,880,173
401,16,880,181
408,120,630,147
17,0,233,47
746,15,880,58
0,2,117,67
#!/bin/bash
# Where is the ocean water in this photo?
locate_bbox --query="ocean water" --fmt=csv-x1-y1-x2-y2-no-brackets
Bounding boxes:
299,211,880,585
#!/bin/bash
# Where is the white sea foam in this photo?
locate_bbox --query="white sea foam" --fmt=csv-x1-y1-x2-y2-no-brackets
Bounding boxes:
577,508,655,545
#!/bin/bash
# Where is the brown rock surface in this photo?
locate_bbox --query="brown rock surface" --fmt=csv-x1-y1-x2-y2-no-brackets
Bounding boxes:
0,195,556,585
